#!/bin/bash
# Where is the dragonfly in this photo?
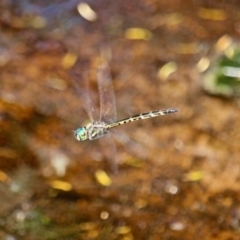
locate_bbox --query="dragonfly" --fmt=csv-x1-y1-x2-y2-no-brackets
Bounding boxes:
74,62,179,142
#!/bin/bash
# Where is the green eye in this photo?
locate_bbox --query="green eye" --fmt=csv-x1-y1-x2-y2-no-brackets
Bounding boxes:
74,128,87,141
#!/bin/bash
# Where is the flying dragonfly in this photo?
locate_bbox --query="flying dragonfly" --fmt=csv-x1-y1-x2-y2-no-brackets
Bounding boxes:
73,62,179,172
74,63,179,142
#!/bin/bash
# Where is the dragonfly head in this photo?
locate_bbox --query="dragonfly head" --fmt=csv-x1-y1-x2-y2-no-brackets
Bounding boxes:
74,127,88,141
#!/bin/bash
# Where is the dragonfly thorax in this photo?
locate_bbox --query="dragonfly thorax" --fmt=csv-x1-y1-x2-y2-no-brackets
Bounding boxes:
74,121,109,141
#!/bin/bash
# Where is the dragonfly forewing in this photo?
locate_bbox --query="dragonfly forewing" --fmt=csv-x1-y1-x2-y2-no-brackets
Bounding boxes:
97,62,117,124
71,64,98,122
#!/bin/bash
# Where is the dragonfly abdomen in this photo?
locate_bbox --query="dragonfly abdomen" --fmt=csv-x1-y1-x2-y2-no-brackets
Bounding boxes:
107,108,179,129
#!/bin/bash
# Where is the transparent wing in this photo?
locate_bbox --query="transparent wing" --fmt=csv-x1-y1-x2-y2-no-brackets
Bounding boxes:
70,62,98,122
99,133,119,174
97,62,117,123
111,129,148,160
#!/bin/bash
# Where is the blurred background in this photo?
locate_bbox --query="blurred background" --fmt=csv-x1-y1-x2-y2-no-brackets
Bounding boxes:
0,0,240,239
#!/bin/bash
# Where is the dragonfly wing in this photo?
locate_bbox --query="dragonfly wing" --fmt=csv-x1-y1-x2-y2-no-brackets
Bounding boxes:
70,63,98,122
111,129,148,160
97,62,117,124
102,133,120,173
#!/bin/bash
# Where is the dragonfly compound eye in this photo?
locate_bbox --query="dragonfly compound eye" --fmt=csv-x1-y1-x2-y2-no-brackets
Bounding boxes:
74,128,87,141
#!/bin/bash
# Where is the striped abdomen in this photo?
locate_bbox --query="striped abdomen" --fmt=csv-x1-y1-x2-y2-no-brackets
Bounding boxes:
107,108,179,129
